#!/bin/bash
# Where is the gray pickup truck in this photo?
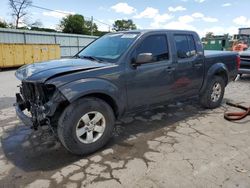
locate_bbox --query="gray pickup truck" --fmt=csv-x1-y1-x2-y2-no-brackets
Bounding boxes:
15,30,239,155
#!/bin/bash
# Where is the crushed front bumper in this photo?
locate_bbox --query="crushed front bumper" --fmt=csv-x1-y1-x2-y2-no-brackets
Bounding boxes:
15,103,33,127
15,89,67,128
15,92,34,127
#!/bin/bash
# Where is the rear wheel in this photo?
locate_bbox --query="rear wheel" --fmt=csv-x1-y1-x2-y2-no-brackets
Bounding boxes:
58,97,115,155
199,76,225,109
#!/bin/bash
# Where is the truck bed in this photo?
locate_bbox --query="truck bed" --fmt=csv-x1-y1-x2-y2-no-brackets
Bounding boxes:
204,50,238,82
204,50,238,58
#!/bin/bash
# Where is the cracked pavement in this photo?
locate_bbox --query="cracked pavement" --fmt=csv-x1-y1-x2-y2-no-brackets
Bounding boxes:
0,70,250,188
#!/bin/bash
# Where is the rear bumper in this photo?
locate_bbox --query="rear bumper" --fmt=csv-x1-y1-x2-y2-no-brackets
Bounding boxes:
239,60,250,74
15,104,33,127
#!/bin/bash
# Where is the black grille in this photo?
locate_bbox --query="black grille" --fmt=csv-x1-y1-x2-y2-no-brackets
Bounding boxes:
20,82,55,105
240,55,250,62
240,64,250,69
21,82,36,102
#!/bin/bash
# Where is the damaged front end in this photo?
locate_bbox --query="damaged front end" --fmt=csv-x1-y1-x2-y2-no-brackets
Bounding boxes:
15,82,67,130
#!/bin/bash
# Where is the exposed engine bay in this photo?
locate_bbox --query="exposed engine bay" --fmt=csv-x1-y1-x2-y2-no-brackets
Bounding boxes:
16,82,67,130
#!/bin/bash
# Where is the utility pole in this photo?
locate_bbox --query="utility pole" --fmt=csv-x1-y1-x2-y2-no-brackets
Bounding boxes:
90,16,93,36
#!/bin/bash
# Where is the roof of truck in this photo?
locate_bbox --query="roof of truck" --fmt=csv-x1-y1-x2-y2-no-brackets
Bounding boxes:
116,29,197,34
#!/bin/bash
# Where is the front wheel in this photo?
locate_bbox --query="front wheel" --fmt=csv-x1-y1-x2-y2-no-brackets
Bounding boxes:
199,76,225,109
58,97,115,155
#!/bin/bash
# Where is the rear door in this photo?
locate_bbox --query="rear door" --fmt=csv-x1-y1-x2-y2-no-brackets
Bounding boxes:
172,34,204,97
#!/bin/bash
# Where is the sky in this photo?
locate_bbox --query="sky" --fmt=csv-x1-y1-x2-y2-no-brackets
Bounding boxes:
0,0,250,37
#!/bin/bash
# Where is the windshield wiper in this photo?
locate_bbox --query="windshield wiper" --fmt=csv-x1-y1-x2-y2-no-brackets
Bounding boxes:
74,54,81,58
81,55,103,63
73,54,83,59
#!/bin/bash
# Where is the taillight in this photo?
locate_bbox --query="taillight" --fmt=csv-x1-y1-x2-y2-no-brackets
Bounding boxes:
236,55,241,70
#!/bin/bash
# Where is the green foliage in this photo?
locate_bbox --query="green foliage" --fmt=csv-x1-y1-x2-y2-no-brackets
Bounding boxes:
113,19,137,31
205,32,214,38
60,14,85,34
29,20,43,28
30,27,57,32
1,11,108,36
94,31,110,36
0,20,8,28
59,14,102,35
17,26,29,30
83,20,98,35
0,18,57,32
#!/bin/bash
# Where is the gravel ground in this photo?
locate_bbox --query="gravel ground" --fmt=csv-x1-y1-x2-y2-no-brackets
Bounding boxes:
0,70,250,188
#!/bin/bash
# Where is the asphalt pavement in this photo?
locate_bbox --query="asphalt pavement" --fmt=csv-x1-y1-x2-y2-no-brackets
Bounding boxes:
0,70,250,188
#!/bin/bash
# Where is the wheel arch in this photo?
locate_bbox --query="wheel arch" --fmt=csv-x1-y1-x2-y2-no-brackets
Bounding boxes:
57,78,125,118
200,62,229,94
81,92,119,118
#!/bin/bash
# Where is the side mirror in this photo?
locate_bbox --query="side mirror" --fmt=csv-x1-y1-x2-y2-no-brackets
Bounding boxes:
134,53,153,66
177,50,188,59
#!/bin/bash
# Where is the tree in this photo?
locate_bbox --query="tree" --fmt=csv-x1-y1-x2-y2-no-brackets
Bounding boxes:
205,32,214,38
60,14,101,35
113,19,137,31
0,20,8,28
60,14,85,34
30,27,57,32
83,20,98,35
29,20,43,28
94,31,110,37
9,0,32,29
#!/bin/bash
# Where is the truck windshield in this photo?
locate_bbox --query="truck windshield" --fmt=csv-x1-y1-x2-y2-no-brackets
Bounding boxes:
78,33,139,62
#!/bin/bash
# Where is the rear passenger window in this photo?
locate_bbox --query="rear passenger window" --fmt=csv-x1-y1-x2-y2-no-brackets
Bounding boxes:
174,35,197,59
136,35,169,62
187,35,197,56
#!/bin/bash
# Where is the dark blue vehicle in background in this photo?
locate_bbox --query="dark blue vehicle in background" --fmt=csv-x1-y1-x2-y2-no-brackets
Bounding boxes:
15,30,239,155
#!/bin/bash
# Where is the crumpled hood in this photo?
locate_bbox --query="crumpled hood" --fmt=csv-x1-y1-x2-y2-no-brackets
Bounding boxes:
15,58,113,83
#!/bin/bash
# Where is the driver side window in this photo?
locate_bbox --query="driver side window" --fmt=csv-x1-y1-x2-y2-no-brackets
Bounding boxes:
135,35,169,62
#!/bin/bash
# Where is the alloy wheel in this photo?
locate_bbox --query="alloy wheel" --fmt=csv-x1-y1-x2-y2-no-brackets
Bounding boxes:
76,111,106,144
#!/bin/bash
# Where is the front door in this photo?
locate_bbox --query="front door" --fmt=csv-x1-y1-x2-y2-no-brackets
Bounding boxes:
126,34,175,110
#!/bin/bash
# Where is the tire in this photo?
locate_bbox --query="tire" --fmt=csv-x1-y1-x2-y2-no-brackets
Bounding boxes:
199,76,225,109
58,97,115,155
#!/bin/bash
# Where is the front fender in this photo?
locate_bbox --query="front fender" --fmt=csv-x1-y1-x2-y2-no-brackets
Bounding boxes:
57,78,125,115
200,63,229,94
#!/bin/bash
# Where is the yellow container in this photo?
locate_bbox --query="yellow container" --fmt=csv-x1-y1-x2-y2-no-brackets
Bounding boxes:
0,44,60,68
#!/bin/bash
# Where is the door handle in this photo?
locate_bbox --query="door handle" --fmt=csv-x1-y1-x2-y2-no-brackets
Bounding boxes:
165,66,175,72
193,63,203,67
